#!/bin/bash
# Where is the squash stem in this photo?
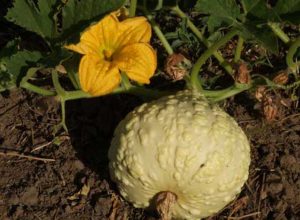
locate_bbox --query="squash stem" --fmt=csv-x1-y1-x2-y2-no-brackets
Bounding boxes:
268,22,290,44
204,83,251,102
113,86,172,100
20,81,56,96
52,71,90,132
286,37,300,72
234,36,244,63
20,67,56,96
129,0,137,17
155,191,177,220
143,8,174,55
171,5,233,75
190,29,239,92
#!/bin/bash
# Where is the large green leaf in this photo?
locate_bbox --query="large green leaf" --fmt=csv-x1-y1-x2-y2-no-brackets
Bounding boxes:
138,0,178,10
0,41,42,91
241,0,277,20
274,0,300,24
275,0,300,14
242,0,300,24
240,0,261,13
195,0,279,53
61,0,125,41
207,16,223,34
5,0,58,39
238,22,279,54
195,0,240,26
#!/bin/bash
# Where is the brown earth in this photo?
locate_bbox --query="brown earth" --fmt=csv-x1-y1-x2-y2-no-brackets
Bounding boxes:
0,89,299,220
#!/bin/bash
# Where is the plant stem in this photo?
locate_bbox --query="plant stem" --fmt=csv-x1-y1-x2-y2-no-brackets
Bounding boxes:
234,36,244,63
268,22,290,44
171,6,206,42
204,83,251,102
112,83,251,102
67,71,80,90
129,0,137,17
51,71,91,132
20,81,56,96
20,67,56,96
190,29,239,91
120,72,132,90
171,5,233,75
64,90,91,101
52,70,66,96
51,70,67,131
113,85,172,100
286,37,300,72
143,9,174,55
52,71,91,101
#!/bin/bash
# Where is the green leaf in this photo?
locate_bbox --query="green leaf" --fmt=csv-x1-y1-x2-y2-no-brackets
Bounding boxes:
274,0,300,14
274,0,300,24
242,0,300,23
241,0,261,14
39,48,72,68
241,0,278,21
5,0,58,39
61,0,125,41
0,40,20,91
238,22,279,54
280,12,300,24
178,0,198,10
139,0,178,10
195,0,240,26
0,41,42,91
207,16,223,34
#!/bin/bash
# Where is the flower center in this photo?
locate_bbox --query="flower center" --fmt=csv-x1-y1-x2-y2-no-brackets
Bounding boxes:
103,49,113,61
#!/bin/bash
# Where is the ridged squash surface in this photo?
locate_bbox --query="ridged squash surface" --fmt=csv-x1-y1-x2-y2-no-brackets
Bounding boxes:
109,90,250,219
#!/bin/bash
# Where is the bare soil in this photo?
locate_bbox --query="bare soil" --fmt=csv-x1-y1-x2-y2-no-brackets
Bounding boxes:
0,89,299,220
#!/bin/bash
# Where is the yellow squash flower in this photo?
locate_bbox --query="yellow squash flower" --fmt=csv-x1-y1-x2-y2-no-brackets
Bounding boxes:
65,12,157,96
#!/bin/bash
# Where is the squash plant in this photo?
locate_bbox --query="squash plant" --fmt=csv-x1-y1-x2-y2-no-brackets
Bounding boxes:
1,0,300,219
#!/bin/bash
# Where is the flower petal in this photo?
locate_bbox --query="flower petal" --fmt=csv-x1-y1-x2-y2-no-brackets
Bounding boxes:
65,12,120,56
115,17,151,50
65,41,99,55
113,43,157,84
79,55,120,96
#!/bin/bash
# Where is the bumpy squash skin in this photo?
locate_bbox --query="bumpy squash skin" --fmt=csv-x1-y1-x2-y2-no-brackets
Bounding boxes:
108,90,250,220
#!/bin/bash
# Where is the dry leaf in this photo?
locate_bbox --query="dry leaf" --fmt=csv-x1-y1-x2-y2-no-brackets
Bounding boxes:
67,183,90,201
262,96,278,122
229,196,249,216
55,64,67,74
255,86,267,102
109,193,122,220
273,70,289,85
234,62,251,84
164,53,190,81
156,191,177,220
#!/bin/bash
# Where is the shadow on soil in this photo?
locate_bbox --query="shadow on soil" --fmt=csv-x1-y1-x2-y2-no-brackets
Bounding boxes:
65,94,142,179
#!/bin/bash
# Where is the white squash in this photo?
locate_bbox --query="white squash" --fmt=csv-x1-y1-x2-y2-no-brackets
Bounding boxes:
108,90,250,219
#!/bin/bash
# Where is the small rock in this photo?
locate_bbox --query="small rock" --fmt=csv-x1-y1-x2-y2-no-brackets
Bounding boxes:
64,205,72,213
268,182,283,196
280,155,296,168
280,155,300,173
20,186,39,205
74,160,85,170
94,197,112,216
8,193,19,204
266,173,281,182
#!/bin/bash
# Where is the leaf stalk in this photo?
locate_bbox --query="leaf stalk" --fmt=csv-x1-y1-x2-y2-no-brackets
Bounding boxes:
171,5,233,75
190,29,239,91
